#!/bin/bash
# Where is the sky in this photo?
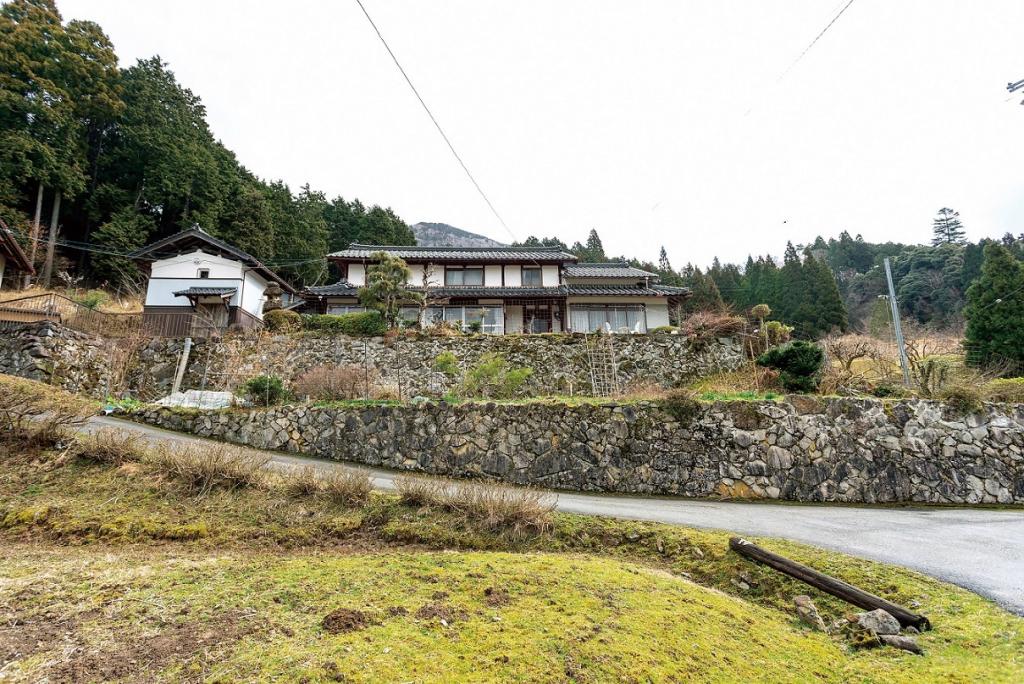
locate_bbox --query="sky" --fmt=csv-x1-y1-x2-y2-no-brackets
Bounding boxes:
60,0,1024,268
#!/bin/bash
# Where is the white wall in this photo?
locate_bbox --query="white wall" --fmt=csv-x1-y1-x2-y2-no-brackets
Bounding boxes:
503,265,521,287
0,253,6,289
484,265,502,287
348,263,366,286
145,278,241,307
150,250,244,279
646,301,671,328
240,271,269,318
542,265,559,286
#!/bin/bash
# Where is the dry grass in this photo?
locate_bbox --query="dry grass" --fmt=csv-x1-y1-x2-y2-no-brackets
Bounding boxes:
319,468,374,506
688,363,779,395
146,442,270,495
395,475,555,537
0,286,142,313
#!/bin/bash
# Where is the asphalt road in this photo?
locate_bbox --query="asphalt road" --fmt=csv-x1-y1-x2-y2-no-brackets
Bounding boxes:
88,415,1024,615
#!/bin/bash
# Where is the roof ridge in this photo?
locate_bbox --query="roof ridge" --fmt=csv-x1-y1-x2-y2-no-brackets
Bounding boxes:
346,243,571,252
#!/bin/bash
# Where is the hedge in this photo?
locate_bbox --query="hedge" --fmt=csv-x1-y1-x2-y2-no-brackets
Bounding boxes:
301,311,388,336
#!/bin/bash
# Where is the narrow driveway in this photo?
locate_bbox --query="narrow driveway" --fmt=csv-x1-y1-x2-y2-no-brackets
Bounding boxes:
88,416,1024,615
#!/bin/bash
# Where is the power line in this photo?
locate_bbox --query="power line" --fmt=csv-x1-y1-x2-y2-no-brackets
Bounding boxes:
776,0,858,83
353,0,517,244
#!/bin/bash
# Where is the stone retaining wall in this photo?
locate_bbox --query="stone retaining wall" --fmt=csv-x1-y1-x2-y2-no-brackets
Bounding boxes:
130,396,1024,504
0,322,746,399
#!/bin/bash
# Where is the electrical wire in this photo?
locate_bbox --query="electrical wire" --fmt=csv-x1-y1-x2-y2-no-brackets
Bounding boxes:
776,0,858,83
353,0,518,246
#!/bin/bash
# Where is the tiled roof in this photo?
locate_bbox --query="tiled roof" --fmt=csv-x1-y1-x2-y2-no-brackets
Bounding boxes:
302,281,690,299
563,262,657,278
304,280,360,297
0,218,33,274
567,284,691,297
173,286,237,298
328,244,577,263
131,226,296,293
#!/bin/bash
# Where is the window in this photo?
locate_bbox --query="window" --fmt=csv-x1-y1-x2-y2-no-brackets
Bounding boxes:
424,305,503,334
197,269,210,279
326,305,366,315
570,305,646,333
522,267,542,287
444,266,484,286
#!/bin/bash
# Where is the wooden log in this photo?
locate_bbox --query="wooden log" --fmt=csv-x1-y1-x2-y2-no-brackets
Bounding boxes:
729,537,931,630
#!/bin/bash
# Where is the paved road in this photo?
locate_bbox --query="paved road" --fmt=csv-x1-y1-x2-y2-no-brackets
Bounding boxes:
88,416,1024,615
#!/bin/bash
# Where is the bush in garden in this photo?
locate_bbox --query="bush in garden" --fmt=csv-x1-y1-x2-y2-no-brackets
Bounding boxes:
244,375,287,406
459,353,533,399
938,385,983,416
432,351,459,377
301,311,387,336
291,365,374,401
658,389,702,423
264,309,301,333
680,311,746,345
984,377,1024,403
756,341,824,393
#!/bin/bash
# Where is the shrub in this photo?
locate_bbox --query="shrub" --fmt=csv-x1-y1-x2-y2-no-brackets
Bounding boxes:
938,385,983,416
244,375,287,406
147,442,269,495
264,309,301,333
757,341,824,393
319,468,373,506
0,376,94,446
283,465,322,496
459,353,533,399
292,365,372,401
73,428,145,466
659,389,702,423
301,311,387,337
649,325,677,334
466,320,483,334
870,383,908,399
432,351,459,377
395,475,554,537
75,289,109,310
984,378,1024,403
680,312,746,345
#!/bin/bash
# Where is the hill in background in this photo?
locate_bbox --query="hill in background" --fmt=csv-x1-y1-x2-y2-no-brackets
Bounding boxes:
411,222,505,248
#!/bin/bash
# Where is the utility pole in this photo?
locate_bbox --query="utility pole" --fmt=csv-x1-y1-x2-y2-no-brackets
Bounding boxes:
884,257,911,387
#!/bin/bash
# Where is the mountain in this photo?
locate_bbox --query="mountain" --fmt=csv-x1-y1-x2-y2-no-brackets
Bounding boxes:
411,222,505,248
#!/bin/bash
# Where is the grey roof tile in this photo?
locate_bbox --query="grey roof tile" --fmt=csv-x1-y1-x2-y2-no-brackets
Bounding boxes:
172,286,237,297
564,262,658,278
328,243,577,262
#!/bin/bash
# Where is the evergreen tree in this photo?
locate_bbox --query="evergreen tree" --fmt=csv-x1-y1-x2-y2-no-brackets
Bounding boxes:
964,243,1024,368
89,207,154,286
932,207,967,245
658,246,672,273
358,251,422,328
679,264,724,313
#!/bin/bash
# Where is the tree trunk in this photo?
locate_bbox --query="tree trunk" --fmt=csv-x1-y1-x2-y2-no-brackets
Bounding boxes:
41,189,62,288
729,537,930,630
24,182,44,287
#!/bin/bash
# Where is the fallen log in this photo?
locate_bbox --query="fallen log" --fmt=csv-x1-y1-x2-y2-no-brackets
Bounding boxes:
729,537,931,630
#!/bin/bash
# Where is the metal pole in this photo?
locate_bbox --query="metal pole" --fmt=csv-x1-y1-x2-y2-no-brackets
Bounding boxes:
884,258,912,387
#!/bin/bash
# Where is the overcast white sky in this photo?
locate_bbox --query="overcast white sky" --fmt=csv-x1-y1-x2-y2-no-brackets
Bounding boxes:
61,1,1024,267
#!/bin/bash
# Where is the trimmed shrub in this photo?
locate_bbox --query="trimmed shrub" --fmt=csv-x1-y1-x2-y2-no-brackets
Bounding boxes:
984,378,1024,403
459,353,533,399
938,385,983,416
244,375,287,406
301,311,387,337
757,341,824,393
146,442,269,495
264,309,301,333
319,468,373,506
73,428,145,466
659,389,702,423
292,365,372,401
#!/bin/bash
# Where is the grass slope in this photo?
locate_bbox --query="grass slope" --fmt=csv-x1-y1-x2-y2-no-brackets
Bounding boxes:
1,448,1022,682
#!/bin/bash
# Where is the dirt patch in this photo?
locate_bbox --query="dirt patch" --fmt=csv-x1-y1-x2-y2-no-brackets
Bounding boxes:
430,590,449,601
415,601,468,624
386,606,409,617
322,608,372,634
47,610,260,682
0,616,74,667
483,586,511,607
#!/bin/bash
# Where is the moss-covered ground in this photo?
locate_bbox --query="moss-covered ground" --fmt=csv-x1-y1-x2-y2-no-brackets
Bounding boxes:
1,445,1021,682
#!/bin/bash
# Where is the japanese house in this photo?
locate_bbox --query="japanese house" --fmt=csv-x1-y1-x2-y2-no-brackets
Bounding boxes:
131,226,296,336
302,244,690,334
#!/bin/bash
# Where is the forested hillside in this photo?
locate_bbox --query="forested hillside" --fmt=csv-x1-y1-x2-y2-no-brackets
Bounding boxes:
0,0,414,288
516,223,1024,339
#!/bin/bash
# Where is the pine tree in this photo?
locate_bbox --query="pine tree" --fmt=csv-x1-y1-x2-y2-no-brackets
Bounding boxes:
932,207,967,246
358,252,423,328
964,243,1024,367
